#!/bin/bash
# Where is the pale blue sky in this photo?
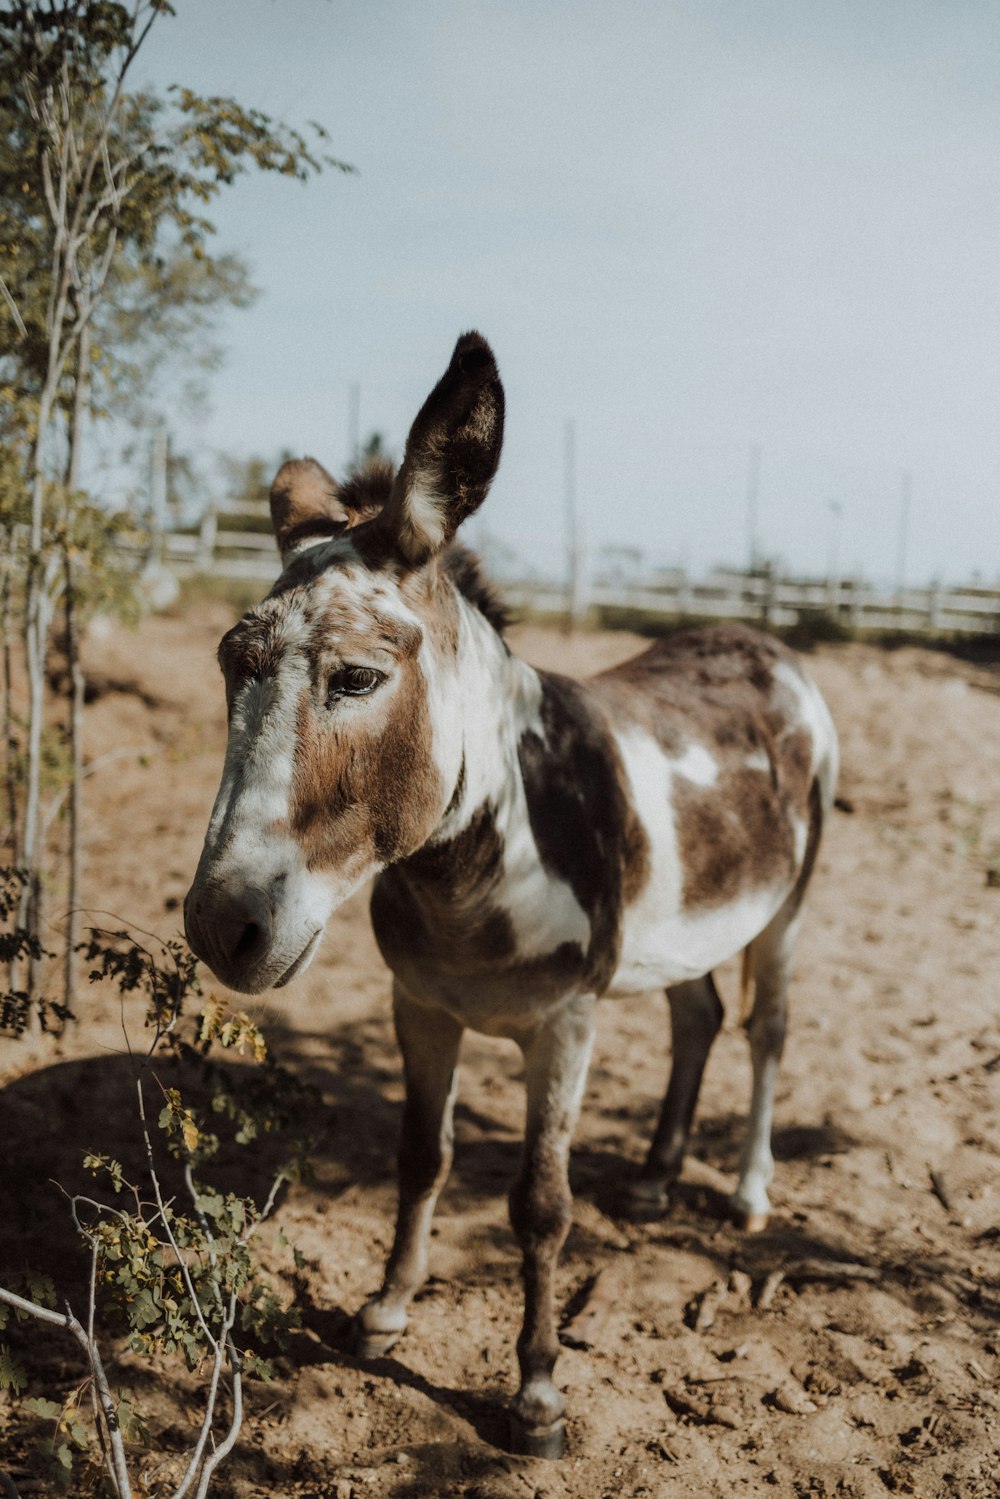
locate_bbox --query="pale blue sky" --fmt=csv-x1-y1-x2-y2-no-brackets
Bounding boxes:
134,1,1000,584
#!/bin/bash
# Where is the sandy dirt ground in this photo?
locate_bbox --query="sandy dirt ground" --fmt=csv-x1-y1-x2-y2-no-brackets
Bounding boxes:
2,600,1000,1498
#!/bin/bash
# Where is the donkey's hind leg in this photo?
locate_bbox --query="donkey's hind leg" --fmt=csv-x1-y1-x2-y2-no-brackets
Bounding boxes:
356,984,463,1356
730,903,803,1233
623,975,723,1219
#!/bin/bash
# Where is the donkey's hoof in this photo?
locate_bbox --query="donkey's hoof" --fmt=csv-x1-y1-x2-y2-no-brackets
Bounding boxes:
739,1210,770,1234
620,1177,672,1222
509,1413,567,1460
353,1324,402,1358
730,1204,770,1234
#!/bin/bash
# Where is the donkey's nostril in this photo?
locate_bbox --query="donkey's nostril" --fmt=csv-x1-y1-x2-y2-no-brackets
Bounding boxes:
232,921,263,964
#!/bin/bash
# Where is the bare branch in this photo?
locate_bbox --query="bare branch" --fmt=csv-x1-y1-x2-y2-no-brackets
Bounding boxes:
62,1304,133,1499
247,1170,287,1242
0,1283,70,1330
101,132,121,215
183,1162,221,1275
63,1185,132,1233
192,1320,243,1499
60,0,165,265
86,1239,121,1497
170,1336,228,1499
39,144,61,227
0,273,27,339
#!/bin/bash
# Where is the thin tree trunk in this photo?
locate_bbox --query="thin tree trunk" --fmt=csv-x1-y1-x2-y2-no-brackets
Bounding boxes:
12,2,166,1008
63,322,91,1014
63,556,84,1013
1,554,20,1001
26,871,45,1019
20,564,47,885
1,559,17,862
18,572,49,1012
18,56,80,987
18,327,64,995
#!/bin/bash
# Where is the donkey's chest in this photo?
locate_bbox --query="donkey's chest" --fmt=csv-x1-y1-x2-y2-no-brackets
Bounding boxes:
370,856,595,1032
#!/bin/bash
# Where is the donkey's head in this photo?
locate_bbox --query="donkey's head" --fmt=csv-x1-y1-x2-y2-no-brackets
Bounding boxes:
184,333,504,993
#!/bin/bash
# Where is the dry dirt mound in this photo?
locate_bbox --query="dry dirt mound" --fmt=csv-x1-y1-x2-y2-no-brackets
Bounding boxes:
2,605,999,1498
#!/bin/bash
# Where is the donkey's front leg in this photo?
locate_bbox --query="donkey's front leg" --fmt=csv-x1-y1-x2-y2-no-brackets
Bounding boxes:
356,984,463,1356
508,995,596,1459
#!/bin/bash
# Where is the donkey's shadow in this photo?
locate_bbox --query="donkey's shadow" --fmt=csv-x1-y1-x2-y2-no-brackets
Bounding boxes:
0,1011,864,1288
1,1020,984,1344
0,1048,313,1295
0,1018,525,1291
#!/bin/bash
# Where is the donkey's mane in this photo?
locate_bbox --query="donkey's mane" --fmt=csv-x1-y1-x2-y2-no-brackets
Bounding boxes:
338,457,396,520
442,544,509,637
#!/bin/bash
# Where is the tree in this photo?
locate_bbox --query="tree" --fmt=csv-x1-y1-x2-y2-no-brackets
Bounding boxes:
0,0,352,1009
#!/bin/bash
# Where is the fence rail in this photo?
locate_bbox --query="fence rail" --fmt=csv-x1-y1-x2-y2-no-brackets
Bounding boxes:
503,573,1000,637
159,516,1000,637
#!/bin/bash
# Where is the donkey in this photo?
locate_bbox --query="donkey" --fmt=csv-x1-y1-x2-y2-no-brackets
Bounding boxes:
185,332,838,1458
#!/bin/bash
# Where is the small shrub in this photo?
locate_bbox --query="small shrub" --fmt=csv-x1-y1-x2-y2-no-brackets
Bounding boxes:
0,928,321,1498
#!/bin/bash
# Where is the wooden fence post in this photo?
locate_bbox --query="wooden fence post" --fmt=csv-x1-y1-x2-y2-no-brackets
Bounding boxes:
198,508,218,572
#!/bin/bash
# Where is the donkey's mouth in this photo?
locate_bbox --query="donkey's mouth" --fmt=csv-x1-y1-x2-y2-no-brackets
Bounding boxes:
273,928,323,989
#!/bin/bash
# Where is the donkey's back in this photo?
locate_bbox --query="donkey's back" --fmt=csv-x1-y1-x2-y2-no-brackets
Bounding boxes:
594,621,837,996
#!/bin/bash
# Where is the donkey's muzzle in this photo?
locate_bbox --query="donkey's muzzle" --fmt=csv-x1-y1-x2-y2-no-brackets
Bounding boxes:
184,881,276,994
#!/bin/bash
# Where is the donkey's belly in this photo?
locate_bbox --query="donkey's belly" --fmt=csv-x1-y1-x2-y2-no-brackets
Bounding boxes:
609,879,791,996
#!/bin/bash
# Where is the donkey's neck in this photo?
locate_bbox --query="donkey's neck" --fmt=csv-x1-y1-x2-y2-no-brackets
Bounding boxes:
373,589,625,1013
372,593,597,1012
427,592,544,849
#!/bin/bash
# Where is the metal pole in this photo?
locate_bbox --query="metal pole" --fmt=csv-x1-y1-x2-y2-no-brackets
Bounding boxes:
746,442,762,574
348,383,360,469
565,419,586,631
150,423,167,563
895,470,911,601
826,500,842,583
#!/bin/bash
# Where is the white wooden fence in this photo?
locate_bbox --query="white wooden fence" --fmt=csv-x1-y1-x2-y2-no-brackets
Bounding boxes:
160,510,1000,638
505,572,1000,637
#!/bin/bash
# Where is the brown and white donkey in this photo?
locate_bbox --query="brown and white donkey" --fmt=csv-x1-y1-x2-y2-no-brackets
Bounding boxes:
185,333,838,1458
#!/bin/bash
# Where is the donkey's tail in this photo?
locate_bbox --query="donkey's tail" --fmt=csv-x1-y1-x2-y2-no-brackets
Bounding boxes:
739,945,755,1024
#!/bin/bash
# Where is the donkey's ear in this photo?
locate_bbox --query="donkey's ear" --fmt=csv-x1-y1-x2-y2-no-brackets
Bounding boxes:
380,331,505,566
271,456,365,565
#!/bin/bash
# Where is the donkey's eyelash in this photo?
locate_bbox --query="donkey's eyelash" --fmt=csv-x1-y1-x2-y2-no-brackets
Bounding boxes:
326,666,384,706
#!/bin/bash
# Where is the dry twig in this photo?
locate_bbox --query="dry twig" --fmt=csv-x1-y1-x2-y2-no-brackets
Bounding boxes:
929,1170,954,1212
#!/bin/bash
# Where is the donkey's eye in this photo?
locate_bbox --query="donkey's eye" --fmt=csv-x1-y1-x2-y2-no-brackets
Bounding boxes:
326,666,384,706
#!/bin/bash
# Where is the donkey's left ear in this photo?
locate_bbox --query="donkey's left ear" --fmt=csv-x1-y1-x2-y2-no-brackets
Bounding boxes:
270,457,355,567
380,331,505,566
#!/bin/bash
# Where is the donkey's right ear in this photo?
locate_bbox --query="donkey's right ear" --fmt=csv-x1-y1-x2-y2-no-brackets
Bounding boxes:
379,332,505,566
270,457,354,566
